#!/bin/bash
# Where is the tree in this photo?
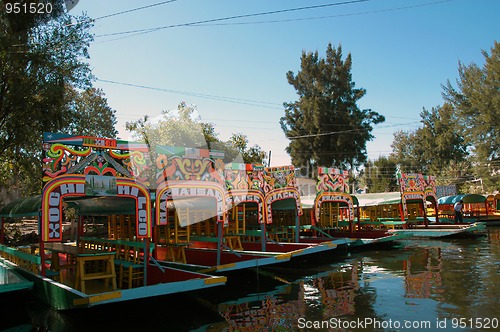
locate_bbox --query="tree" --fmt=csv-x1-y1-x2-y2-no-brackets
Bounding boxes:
0,2,116,198
63,87,118,137
442,41,500,192
229,133,267,164
126,102,266,165
390,104,468,176
280,43,385,175
126,102,214,150
360,157,399,193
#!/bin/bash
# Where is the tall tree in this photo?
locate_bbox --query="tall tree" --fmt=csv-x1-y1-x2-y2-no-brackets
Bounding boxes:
126,102,266,165
63,87,118,137
0,1,116,198
280,43,385,175
442,41,500,192
229,133,266,164
360,157,399,193
390,104,468,176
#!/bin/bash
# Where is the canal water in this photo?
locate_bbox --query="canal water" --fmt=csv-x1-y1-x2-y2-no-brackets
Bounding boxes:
2,228,499,332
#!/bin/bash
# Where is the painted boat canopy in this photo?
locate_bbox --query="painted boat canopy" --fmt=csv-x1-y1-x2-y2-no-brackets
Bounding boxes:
352,192,402,207
270,196,300,210
0,195,41,218
0,195,140,218
437,194,487,205
300,194,358,209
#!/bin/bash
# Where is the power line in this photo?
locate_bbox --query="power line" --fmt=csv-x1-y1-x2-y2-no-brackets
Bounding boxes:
192,0,453,27
66,1,179,28
94,0,178,21
93,0,453,43
97,79,283,109
287,122,416,139
95,0,370,39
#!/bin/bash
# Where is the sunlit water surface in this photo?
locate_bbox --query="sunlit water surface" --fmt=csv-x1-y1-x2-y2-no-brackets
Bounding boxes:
2,228,499,331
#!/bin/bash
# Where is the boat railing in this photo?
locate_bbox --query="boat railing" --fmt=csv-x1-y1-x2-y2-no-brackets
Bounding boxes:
0,243,40,274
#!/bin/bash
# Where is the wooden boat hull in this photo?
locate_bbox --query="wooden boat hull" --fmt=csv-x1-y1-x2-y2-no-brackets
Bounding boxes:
239,241,340,261
430,216,500,226
155,245,292,273
388,222,487,238
13,262,226,310
298,228,408,249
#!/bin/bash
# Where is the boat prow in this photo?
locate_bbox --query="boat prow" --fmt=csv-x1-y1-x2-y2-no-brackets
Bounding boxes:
388,222,487,239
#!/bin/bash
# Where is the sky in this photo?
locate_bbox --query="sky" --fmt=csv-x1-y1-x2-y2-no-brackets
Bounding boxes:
68,0,499,167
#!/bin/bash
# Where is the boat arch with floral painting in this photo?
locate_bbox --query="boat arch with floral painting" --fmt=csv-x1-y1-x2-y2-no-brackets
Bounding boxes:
299,167,405,247
0,133,226,310
152,148,291,274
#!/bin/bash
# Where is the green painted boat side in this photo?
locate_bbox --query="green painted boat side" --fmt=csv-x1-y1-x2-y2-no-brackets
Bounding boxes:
10,260,227,310
388,222,486,238
0,258,34,294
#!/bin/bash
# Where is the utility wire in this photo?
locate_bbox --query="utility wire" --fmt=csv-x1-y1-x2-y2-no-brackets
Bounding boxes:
97,79,283,109
194,0,453,27
94,0,178,21
95,0,370,38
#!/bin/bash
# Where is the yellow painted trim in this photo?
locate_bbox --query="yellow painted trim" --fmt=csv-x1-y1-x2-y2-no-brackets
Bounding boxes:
198,267,215,274
204,276,227,285
276,253,291,260
73,291,122,306
216,262,236,270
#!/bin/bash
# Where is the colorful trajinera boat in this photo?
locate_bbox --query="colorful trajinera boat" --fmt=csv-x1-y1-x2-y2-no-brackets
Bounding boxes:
0,133,227,310
0,132,341,310
353,172,486,238
153,156,342,269
151,150,296,272
299,167,406,247
437,193,500,225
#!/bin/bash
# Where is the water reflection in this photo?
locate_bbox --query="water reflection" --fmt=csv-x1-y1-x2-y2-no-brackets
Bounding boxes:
404,247,443,299
2,229,500,331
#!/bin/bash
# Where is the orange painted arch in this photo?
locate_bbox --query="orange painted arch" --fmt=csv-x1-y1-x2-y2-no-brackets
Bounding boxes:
41,174,151,241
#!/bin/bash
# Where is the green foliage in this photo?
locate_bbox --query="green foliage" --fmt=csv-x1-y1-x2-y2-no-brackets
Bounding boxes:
229,133,267,164
0,2,117,198
388,42,500,193
390,104,468,176
126,102,214,150
361,157,399,192
63,87,118,137
442,41,500,192
126,102,266,165
281,43,384,174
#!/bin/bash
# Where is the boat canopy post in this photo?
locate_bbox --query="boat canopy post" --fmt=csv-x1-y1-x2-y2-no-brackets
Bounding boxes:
260,223,266,252
217,221,223,266
294,212,300,243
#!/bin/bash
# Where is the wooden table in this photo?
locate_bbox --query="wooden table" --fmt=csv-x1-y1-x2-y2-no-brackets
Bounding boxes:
38,242,117,293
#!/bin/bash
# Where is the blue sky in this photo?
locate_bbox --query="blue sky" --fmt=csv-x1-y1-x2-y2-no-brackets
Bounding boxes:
71,0,499,166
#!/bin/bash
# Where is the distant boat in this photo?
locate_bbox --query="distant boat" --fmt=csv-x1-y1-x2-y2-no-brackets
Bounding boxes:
298,167,407,249
387,222,487,238
437,194,500,226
